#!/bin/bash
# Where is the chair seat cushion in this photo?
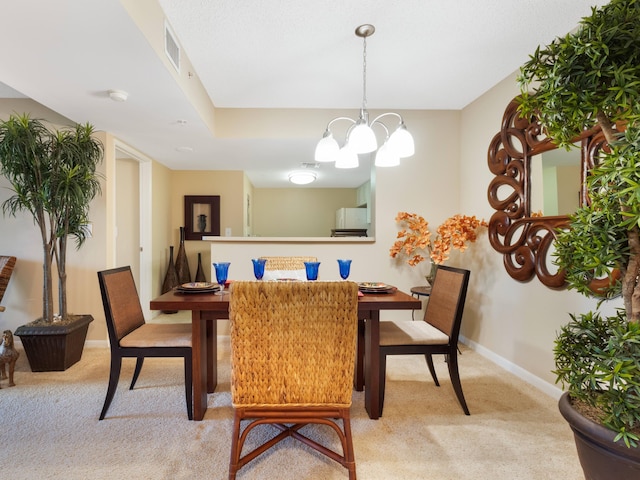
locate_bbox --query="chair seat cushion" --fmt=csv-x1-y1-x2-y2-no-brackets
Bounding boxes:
120,323,192,348
380,320,449,346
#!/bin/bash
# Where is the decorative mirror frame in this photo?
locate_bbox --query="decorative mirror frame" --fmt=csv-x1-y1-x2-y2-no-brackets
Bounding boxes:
486,96,607,289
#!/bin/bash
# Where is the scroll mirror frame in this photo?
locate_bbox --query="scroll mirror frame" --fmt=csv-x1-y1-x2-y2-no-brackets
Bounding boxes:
486,96,608,289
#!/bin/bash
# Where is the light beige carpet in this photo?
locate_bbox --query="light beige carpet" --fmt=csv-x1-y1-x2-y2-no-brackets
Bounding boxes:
1,337,583,480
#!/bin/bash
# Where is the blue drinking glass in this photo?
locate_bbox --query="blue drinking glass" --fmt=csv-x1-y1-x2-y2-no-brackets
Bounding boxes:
337,259,352,280
251,258,267,280
304,261,320,281
213,262,230,294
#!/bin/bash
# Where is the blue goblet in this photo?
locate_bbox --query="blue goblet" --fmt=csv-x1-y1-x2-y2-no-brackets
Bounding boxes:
304,261,320,281
251,258,267,280
213,262,230,294
337,259,352,280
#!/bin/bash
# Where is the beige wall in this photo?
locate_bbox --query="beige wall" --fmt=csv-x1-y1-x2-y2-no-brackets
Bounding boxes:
458,71,621,394
207,108,462,303
252,188,358,237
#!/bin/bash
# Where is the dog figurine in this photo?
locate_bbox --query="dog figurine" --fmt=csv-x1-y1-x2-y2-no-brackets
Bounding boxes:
0,330,19,387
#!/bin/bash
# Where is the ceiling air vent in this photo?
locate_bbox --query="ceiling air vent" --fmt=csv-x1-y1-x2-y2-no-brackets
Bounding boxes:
300,162,320,169
164,21,180,73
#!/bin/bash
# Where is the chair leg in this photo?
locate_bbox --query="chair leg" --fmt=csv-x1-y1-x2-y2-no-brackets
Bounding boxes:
229,410,242,480
129,357,144,390
184,355,193,420
425,354,440,386
100,354,123,420
341,409,357,480
447,352,470,415
378,352,387,416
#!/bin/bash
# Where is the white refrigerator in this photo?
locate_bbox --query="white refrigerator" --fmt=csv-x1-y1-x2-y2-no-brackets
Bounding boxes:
335,208,368,229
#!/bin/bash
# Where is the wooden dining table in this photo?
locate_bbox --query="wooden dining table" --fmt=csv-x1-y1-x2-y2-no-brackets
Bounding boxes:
150,286,421,421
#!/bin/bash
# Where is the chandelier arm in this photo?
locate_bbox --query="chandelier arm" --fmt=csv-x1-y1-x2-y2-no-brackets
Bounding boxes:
370,120,390,141
326,116,357,130
370,112,404,128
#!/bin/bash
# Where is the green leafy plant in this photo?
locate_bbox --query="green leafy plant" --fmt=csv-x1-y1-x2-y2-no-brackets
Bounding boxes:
554,311,640,447
0,113,103,324
518,0,640,447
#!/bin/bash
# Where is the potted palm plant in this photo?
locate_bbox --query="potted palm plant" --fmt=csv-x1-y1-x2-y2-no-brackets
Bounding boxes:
517,0,640,477
0,113,103,371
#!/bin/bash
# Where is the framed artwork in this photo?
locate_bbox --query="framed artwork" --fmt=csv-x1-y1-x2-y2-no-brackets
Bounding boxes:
184,195,220,240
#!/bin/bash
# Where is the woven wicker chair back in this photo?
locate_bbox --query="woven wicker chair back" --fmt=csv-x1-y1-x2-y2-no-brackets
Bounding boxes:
423,266,469,337
229,280,358,407
259,256,317,271
100,267,146,342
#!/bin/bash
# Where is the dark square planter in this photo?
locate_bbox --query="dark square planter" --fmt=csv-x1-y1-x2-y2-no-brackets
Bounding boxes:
15,314,93,372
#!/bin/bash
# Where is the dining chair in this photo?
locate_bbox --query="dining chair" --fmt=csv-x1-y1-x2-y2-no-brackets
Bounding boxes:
259,256,317,281
0,256,17,313
378,265,471,416
97,266,193,420
228,280,359,480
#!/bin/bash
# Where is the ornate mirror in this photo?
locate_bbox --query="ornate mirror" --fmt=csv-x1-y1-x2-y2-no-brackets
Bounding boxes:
487,96,608,289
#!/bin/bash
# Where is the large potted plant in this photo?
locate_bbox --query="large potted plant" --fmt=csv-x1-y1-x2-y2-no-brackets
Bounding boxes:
517,0,640,477
0,113,103,371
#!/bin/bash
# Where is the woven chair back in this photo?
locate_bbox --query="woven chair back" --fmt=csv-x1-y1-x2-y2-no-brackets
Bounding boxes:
423,265,470,338
99,267,146,343
260,256,317,271
229,280,359,407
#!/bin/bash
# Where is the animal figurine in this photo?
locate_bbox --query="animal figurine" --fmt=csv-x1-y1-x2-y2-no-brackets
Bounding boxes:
0,330,19,387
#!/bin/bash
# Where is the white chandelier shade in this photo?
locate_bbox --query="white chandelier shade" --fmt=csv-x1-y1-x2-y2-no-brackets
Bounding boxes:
335,146,359,169
314,24,414,168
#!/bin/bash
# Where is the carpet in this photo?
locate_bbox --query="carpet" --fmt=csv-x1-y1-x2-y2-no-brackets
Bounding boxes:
1,337,583,480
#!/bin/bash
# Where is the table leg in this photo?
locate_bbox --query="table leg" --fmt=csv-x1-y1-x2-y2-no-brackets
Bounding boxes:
354,317,365,391
192,310,208,421
364,310,381,419
206,318,217,393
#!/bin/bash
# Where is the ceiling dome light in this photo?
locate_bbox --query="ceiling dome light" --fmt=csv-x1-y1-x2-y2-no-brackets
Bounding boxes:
108,89,128,102
288,171,317,185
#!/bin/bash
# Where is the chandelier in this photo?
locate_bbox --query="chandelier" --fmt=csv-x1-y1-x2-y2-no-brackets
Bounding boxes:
314,24,414,169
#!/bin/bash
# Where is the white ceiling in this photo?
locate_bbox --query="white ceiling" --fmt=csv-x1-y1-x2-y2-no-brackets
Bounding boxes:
0,0,607,188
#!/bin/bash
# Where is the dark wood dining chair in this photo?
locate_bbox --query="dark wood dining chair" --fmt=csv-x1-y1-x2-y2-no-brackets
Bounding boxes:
378,265,471,416
97,266,193,420
228,280,359,480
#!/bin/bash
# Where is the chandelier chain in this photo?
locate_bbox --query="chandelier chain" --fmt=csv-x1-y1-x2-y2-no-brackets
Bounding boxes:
362,36,367,111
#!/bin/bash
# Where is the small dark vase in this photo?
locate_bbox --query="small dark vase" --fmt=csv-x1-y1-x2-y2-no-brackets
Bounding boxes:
558,392,640,479
195,253,206,282
175,227,191,284
198,214,207,232
161,246,179,314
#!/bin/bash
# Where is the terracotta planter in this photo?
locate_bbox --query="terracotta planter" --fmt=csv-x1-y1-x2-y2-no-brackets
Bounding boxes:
15,314,93,372
558,392,640,480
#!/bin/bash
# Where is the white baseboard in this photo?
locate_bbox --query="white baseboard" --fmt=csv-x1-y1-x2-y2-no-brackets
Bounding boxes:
459,335,564,400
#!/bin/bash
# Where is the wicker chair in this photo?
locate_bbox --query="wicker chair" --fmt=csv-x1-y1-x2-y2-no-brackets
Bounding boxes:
259,256,317,281
378,265,471,416
97,266,193,420
0,256,17,313
228,281,359,480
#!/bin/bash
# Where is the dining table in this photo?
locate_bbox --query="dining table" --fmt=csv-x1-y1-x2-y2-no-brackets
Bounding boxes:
150,285,421,421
